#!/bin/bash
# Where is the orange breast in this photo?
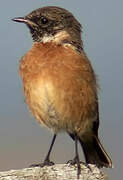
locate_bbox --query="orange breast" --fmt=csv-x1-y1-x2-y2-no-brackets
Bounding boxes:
19,42,98,134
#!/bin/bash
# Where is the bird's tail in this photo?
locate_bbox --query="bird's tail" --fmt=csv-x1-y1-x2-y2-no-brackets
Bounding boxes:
79,135,112,168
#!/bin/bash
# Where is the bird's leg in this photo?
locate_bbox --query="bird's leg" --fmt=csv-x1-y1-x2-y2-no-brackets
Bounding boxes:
42,134,56,166
30,134,57,167
68,135,81,179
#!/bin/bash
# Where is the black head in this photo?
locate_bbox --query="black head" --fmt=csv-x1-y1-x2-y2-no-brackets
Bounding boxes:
12,6,83,51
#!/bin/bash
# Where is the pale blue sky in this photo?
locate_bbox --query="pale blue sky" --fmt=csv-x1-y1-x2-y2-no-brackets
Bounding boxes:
0,1,123,180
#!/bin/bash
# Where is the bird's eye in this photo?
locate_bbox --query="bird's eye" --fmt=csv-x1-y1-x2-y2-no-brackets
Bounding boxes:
41,17,48,24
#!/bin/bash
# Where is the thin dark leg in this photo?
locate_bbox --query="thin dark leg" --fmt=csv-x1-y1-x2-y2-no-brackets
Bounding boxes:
75,136,81,179
43,134,57,164
67,134,81,179
30,134,57,167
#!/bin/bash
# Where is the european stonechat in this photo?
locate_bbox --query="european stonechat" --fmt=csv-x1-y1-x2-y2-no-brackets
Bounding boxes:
12,6,112,178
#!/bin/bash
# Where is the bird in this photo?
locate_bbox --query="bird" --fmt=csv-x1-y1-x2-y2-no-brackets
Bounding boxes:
12,6,112,178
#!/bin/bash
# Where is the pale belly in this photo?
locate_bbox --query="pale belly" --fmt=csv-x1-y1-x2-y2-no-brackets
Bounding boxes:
23,77,94,136
24,80,60,132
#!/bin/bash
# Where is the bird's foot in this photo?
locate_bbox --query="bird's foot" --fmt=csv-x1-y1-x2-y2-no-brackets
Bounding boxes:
67,156,83,165
29,159,54,168
67,159,92,171
67,156,81,179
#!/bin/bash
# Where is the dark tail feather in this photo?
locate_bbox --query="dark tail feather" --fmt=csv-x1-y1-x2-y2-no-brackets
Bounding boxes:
79,136,112,168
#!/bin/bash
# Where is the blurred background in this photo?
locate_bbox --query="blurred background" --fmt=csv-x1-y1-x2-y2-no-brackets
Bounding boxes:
0,0,123,179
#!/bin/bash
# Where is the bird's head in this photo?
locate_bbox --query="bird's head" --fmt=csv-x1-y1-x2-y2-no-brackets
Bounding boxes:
12,6,83,51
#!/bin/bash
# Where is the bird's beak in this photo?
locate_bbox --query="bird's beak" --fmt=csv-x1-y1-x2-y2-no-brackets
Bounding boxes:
12,17,27,23
12,17,38,27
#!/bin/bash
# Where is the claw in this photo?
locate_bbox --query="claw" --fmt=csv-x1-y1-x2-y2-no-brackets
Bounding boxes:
29,159,54,168
67,156,81,179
